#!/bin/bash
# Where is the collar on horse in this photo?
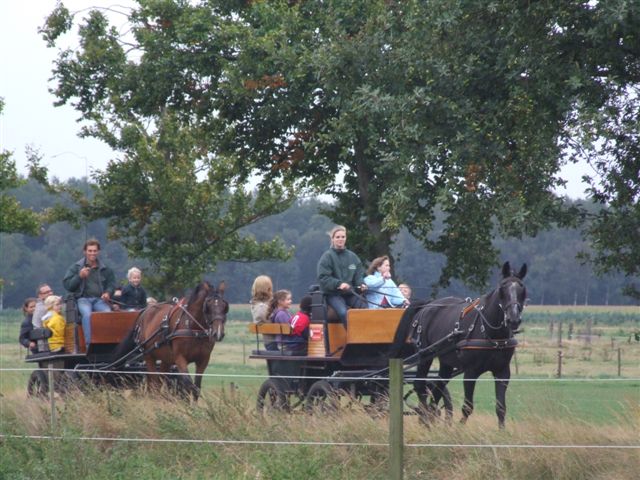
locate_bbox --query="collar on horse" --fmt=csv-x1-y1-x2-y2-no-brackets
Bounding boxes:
455,298,518,351
137,297,215,353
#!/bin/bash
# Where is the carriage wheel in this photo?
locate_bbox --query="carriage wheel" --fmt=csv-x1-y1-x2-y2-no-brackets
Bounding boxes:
27,370,48,398
256,378,290,413
366,390,390,417
305,380,339,414
404,384,453,421
60,371,96,394
56,371,81,394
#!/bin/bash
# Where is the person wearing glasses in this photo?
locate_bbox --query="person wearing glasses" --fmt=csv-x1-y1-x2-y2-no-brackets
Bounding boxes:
32,283,54,328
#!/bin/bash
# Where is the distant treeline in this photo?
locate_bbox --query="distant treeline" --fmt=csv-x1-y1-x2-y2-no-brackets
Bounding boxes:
1,179,637,308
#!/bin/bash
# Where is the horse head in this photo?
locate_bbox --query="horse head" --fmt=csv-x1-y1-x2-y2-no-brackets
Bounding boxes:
498,261,527,331
204,281,229,342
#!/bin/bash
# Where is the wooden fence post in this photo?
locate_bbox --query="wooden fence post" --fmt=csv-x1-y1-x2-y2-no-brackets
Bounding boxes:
242,340,246,365
48,363,56,430
568,322,573,340
557,319,563,348
556,350,563,378
617,348,621,377
389,358,404,480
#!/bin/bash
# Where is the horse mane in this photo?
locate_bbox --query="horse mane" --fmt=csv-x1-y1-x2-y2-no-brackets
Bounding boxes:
187,281,212,305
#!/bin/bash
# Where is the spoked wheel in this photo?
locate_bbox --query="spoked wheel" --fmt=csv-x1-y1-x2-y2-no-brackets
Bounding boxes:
305,380,339,414
404,383,453,422
56,370,83,395
256,378,290,413
364,383,390,416
27,370,48,398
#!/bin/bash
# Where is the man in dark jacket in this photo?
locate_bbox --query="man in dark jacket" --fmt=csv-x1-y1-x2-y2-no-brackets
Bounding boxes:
317,225,367,326
63,238,116,345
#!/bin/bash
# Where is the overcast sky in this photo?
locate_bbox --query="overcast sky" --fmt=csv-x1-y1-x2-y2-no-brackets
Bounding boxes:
1,1,590,198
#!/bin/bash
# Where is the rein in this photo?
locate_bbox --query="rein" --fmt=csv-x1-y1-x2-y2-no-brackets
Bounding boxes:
410,292,520,353
171,293,226,341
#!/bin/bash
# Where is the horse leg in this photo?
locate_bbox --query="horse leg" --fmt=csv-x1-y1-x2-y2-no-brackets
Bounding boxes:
192,351,212,402
493,366,511,429
432,364,454,422
413,358,435,423
144,357,160,394
157,361,172,394
460,371,479,424
174,356,197,401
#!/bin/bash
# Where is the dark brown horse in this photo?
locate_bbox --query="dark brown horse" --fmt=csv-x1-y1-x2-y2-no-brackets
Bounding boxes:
112,281,228,399
390,262,527,428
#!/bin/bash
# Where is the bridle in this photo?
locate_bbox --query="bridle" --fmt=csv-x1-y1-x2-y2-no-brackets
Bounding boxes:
496,277,526,330
170,289,228,341
202,290,228,340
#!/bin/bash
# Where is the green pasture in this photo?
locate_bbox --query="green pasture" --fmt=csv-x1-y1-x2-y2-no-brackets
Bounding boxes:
1,306,639,480
1,305,638,426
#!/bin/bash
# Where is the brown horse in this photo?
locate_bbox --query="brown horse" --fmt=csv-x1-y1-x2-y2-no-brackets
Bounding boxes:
112,281,228,399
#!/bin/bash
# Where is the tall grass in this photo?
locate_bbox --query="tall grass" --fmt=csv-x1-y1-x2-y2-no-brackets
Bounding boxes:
1,388,638,480
1,307,639,478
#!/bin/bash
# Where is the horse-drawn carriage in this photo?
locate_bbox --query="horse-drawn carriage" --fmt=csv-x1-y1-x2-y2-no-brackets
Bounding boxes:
249,286,454,414
250,262,527,427
24,305,146,397
24,281,229,398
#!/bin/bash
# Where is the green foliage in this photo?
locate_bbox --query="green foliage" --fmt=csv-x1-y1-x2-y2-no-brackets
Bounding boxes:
0,180,637,307
0,99,41,235
41,1,640,293
39,4,297,292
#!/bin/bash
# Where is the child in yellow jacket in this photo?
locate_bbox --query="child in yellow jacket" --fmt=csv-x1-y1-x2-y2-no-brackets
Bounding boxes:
43,295,66,352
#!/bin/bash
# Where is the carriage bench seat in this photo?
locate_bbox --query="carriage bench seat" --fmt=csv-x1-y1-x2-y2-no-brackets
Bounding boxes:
89,311,140,344
248,323,305,356
346,308,405,344
248,323,292,336
72,310,141,353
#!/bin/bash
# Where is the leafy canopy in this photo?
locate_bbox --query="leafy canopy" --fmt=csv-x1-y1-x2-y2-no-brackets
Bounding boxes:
41,1,640,293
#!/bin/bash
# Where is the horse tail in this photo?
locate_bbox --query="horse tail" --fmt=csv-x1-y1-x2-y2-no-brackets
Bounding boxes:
389,299,430,358
110,325,137,367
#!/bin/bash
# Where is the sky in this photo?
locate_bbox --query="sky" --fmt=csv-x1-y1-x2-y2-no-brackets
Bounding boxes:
1,1,590,199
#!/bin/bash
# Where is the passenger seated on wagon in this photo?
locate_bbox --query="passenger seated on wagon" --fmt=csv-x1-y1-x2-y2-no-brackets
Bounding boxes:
317,225,367,327
63,238,116,345
32,284,54,328
364,256,408,309
287,296,312,354
250,275,274,350
266,289,293,351
43,295,66,353
18,298,38,354
113,267,147,310
398,283,412,304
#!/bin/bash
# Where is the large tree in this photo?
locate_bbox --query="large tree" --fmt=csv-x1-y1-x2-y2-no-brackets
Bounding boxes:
0,99,41,236
42,1,639,292
41,1,295,292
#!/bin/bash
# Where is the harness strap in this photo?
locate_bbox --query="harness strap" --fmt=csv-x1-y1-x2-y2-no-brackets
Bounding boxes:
456,338,518,350
461,298,480,318
170,329,211,340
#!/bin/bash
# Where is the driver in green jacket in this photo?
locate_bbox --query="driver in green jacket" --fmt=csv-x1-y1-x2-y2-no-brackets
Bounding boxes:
317,225,367,326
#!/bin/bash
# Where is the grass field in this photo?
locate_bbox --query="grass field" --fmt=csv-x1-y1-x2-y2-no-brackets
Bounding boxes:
1,306,638,479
